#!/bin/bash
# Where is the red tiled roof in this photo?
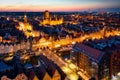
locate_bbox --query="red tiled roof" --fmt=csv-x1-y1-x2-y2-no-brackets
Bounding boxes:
29,70,36,80
73,43,103,62
47,64,56,77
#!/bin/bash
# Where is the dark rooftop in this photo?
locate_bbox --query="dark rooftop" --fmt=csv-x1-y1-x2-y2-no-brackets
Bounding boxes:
73,43,105,63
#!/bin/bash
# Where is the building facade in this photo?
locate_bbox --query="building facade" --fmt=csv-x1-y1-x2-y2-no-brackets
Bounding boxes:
72,42,120,80
40,10,63,26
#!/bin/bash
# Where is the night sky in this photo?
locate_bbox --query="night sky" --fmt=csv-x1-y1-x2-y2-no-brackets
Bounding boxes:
0,0,120,11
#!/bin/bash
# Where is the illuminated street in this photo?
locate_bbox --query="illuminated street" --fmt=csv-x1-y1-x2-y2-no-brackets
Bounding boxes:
0,0,120,80
37,49,91,80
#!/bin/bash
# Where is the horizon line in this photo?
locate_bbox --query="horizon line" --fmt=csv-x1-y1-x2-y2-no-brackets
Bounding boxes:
0,7,119,13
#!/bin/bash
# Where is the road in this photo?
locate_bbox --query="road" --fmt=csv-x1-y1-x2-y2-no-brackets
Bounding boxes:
33,28,120,49
38,49,79,80
36,49,90,80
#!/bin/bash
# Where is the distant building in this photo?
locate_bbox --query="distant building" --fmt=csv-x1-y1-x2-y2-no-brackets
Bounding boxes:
24,12,28,23
0,36,2,42
0,40,30,54
40,10,63,26
23,12,32,36
16,12,40,38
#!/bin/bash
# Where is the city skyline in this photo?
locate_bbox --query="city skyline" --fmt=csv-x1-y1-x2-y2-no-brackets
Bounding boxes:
0,0,120,12
0,1,120,80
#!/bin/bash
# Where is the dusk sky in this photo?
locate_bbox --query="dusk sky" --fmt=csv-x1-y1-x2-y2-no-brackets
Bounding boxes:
0,0,120,12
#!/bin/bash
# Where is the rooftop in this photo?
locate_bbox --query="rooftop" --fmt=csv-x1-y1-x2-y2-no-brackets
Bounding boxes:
0,55,66,80
73,43,104,63
73,36,120,63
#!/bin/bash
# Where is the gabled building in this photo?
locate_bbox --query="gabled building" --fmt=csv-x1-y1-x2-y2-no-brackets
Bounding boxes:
29,70,39,80
47,64,61,80
0,55,64,80
38,66,52,80
52,70,61,80
40,10,63,26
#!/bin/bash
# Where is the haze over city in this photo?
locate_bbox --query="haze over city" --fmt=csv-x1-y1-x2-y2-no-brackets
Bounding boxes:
0,0,120,12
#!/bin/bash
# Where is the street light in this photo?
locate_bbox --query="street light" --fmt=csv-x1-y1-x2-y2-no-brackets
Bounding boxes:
72,41,76,44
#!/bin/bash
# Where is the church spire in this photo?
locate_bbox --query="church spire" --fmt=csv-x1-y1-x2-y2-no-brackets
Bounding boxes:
24,11,27,23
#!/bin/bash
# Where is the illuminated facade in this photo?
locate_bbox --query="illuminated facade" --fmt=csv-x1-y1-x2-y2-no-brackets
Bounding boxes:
23,12,32,32
0,41,30,54
110,50,120,79
40,10,63,26
24,12,28,23
16,12,40,38
72,43,101,80
0,36,2,42
72,39,120,80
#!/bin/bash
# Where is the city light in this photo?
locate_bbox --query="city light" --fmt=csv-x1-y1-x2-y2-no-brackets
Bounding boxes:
0,0,119,80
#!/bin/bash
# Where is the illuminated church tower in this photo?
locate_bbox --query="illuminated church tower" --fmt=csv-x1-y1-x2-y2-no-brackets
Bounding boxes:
40,10,63,26
24,12,28,23
44,10,50,20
